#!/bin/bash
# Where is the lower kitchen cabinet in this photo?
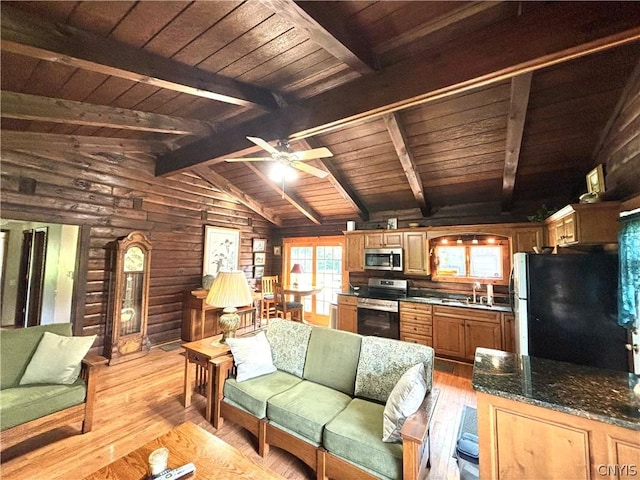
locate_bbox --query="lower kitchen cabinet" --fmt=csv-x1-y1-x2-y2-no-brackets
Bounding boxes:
433,305,502,361
501,313,515,352
399,302,432,346
477,392,640,480
337,295,357,333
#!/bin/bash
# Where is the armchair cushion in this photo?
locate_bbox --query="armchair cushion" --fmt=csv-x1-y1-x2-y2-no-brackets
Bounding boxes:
19,332,96,386
324,398,403,480
0,323,73,389
0,380,87,430
382,362,428,442
355,336,434,403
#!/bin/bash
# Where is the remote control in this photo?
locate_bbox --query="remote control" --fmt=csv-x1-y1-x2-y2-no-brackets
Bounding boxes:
156,463,196,480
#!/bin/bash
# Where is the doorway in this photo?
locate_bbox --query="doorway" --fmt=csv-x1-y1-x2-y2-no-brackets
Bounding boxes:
283,236,347,326
15,228,48,327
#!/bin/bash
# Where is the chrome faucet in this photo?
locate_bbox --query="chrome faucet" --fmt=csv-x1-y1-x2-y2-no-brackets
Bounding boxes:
472,282,481,303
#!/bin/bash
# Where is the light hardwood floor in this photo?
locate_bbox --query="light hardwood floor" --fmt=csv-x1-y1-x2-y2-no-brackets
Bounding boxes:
0,346,476,480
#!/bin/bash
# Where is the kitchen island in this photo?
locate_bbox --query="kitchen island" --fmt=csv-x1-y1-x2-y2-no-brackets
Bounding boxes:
472,347,640,480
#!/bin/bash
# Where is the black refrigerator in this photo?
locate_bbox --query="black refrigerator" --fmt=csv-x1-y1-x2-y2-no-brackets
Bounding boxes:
512,252,630,372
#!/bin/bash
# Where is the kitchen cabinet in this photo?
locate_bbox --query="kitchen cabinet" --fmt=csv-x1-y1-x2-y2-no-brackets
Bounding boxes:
403,231,428,275
364,231,403,248
478,391,640,480
399,302,432,346
344,233,364,271
501,313,515,353
545,202,620,249
512,226,544,253
337,295,357,333
433,305,501,361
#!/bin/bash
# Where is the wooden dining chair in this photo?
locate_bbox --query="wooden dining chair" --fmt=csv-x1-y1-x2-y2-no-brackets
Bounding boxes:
273,283,303,322
260,276,278,324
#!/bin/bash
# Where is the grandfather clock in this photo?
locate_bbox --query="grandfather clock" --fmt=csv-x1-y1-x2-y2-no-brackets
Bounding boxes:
106,231,152,365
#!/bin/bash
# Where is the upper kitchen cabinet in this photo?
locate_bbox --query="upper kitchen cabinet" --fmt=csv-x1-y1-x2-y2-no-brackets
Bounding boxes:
364,232,403,248
344,233,364,272
404,231,429,275
511,226,545,253
545,202,620,250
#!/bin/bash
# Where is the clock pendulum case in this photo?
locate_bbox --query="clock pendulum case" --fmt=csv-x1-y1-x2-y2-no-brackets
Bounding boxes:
106,231,152,364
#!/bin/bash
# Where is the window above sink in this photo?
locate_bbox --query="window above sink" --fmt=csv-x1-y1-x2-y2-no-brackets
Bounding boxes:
430,234,510,285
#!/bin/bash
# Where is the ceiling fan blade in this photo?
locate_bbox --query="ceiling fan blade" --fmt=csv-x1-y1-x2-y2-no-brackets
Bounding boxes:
291,161,329,178
292,147,333,161
225,157,273,162
246,136,279,155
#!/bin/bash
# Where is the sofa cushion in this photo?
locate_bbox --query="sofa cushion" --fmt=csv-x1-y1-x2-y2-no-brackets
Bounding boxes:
267,380,352,444
324,398,403,480
224,370,302,418
0,379,87,430
355,336,434,403
382,363,428,442
0,323,73,390
303,327,361,395
20,332,96,386
266,318,312,378
225,331,276,382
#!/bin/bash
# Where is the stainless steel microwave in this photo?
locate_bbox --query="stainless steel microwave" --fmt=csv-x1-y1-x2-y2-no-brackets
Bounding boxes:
364,248,403,271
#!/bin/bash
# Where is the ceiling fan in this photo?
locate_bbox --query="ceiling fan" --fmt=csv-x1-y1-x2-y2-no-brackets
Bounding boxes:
225,136,332,179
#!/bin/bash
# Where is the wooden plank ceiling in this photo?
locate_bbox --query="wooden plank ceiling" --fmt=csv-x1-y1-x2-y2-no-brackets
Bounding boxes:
2,1,640,226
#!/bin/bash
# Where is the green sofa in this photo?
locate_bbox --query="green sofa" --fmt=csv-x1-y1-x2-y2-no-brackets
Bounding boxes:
214,318,439,480
0,323,106,450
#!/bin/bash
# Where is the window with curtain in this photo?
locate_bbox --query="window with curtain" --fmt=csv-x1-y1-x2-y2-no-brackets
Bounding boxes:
618,212,640,328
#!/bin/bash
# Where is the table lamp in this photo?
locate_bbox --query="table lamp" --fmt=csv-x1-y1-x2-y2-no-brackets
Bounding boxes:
205,271,253,343
290,263,303,288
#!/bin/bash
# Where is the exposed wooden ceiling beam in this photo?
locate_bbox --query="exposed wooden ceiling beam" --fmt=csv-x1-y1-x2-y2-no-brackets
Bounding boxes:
501,72,533,212
0,131,168,154
193,166,282,227
259,0,375,75
0,5,279,110
297,138,370,221
245,163,323,225
1,91,214,136
383,113,431,217
155,2,640,176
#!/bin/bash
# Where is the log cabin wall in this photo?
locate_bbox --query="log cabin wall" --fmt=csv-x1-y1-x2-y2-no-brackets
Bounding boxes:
0,149,274,351
596,63,640,200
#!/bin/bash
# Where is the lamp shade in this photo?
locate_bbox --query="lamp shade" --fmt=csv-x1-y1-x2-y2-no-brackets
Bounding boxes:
290,263,303,274
205,271,253,308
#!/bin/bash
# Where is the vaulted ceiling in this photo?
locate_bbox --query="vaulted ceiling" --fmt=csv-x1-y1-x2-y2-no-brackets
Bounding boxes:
2,1,640,227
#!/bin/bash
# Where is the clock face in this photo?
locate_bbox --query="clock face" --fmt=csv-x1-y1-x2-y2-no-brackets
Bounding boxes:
124,246,145,272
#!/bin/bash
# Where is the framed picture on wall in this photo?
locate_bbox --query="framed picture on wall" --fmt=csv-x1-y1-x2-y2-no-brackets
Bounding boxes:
273,246,281,256
253,238,266,252
203,226,239,277
253,266,264,279
586,164,605,194
254,252,266,266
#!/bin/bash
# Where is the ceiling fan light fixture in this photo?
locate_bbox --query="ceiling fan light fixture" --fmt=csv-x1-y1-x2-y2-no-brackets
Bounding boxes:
269,163,297,182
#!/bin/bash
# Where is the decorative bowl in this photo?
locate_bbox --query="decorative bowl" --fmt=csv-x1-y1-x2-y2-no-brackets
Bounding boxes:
408,222,420,228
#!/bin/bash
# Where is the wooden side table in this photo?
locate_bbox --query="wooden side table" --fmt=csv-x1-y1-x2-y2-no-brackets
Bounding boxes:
182,336,231,422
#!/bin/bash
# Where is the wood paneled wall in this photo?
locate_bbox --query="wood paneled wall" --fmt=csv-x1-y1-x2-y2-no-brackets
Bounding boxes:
0,149,273,350
597,63,640,200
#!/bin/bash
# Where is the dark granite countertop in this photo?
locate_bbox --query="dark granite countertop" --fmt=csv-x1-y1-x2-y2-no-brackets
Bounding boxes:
472,347,640,431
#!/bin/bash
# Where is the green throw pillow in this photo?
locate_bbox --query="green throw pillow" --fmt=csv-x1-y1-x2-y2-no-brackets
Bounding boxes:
19,332,96,385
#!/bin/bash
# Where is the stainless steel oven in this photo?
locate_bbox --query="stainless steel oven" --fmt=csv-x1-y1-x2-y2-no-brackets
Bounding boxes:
356,278,407,340
357,297,400,339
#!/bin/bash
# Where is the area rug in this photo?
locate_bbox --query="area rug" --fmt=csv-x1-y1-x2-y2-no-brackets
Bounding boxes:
453,405,478,458
434,358,455,373
159,341,183,352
